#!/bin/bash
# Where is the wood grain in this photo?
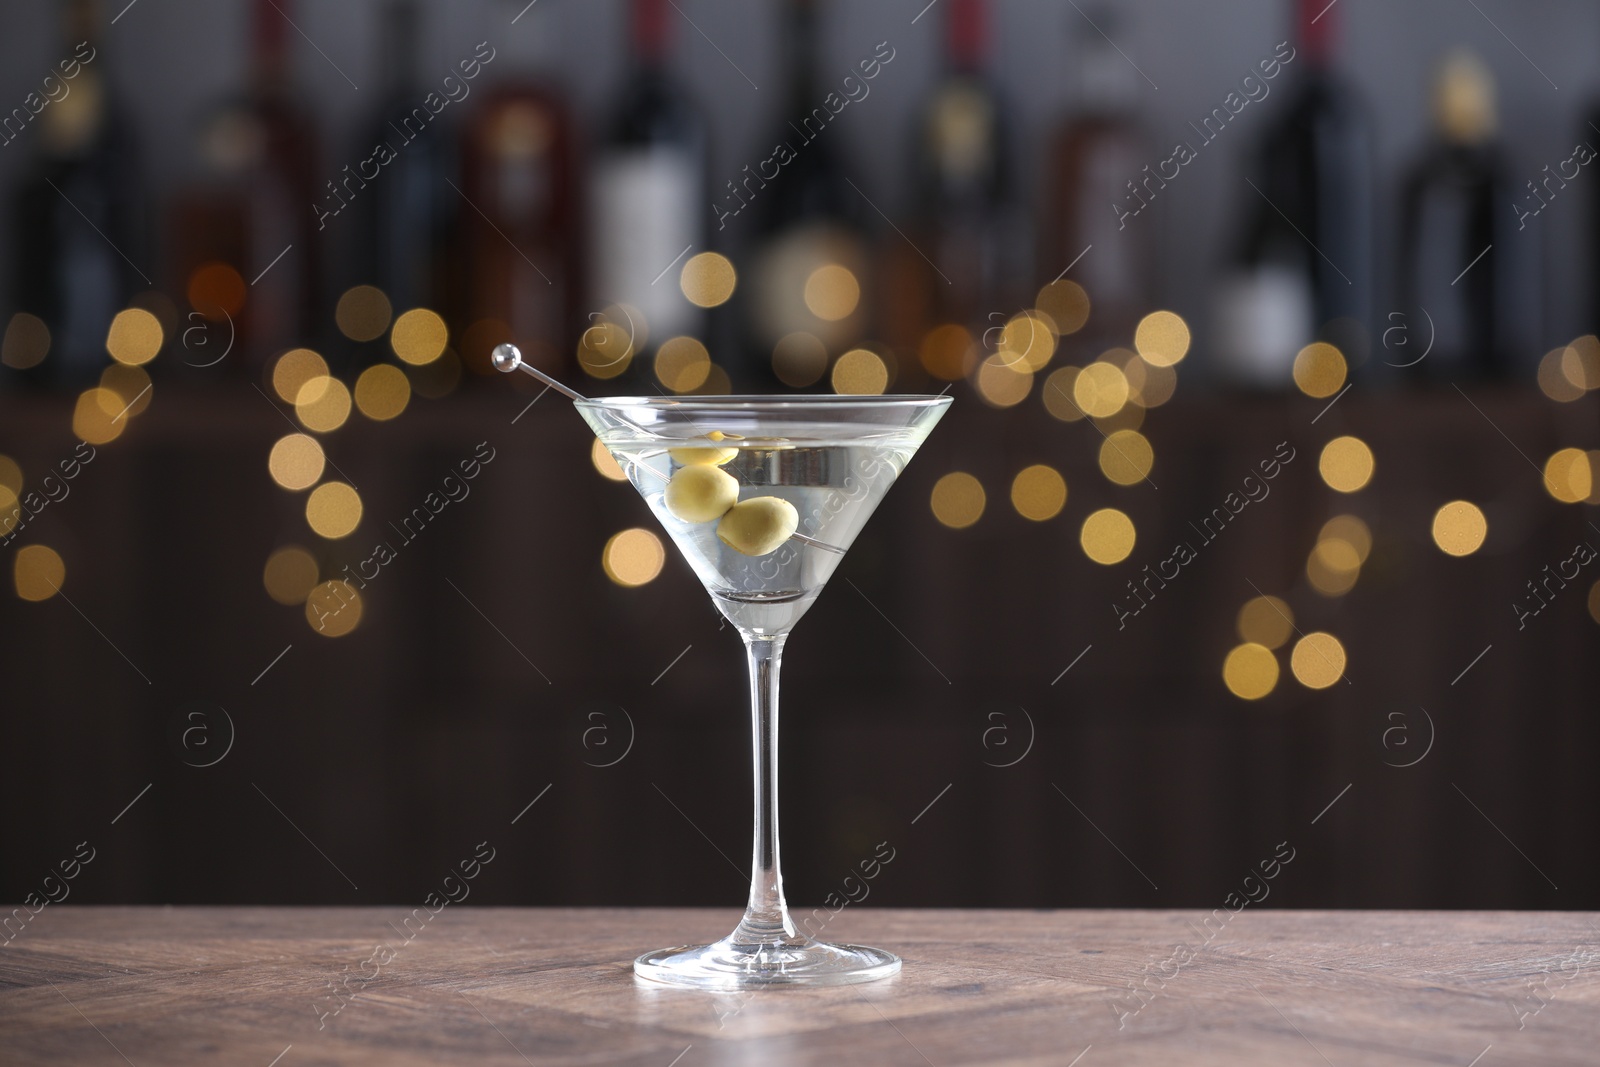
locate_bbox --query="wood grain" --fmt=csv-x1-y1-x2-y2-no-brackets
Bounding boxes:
2,907,1598,1065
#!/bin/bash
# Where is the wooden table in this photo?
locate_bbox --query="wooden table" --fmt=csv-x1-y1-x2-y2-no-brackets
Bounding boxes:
3,908,1598,1065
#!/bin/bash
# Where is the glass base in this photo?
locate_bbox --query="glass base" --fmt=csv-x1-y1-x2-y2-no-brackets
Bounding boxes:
633,934,901,989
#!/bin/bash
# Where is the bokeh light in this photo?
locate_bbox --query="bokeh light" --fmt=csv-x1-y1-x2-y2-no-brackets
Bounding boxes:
1543,447,1591,503
99,364,153,419
1080,508,1135,565
997,311,1057,372
680,252,737,308
0,455,20,495
1010,465,1067,521
1539,346,1586,402
305,580,362,637
2,312,50,369
1320,515,1372,563
390,308,449,365
1035,279,1089,335
1133,311,1190,367
1042,366,1084,421
1590,580,1600,625
656,336,711,393
1073,361,1129,418
1432,500,1487,557
1223,643,1279,700
1238,595,1294,649
187,262,246,318
294,376,353,433
268,433,325,491
1562,335,1600,391
694,364,733,395
1134,357,1178,408
919,324,977,381
272,348,329,403
577,319,635,380
1099,430,1154,486
72,388,127,444
354,364,412,421
1319,436,1374,493
930,472,986,529
591,438,628,482
603,527,666,586
263,546,319,605
336,285,393,342
13,544,65,602
831,348,889,395
305,481,363,539
1292,342,1347,398
803,264,860,321
974,352,1033,407
1291,632,1346,688
1308,537,1362,596
773,331,829,387
105,308,163,366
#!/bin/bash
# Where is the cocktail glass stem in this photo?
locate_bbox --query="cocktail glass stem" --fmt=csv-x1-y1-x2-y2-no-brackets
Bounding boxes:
732,632,797,946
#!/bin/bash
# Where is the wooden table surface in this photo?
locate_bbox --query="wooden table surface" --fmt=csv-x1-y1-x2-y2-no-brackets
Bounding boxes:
3,907,1598,1065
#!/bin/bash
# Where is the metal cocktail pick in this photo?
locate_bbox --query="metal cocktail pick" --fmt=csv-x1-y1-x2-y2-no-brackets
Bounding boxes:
491,343,844,556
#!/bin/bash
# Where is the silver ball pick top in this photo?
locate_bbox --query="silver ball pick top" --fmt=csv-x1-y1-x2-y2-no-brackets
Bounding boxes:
491,343,588,403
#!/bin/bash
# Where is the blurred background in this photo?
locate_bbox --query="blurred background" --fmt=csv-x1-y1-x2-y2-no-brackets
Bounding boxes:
1,0,1597,913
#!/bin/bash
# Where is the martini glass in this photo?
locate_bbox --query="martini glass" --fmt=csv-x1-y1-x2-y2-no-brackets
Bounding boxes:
576,391,950,989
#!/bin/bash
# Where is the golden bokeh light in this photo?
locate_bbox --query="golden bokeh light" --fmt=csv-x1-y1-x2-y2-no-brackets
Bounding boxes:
1035,279,1090,335
187,261,246,318
591,438,628,481
1538,346,1586,402
1042,366,1084,421
1590,580,1600,625
998,311,1057,372
1134,310,1190,367
294,376,353,433
694,364,733,395
603,527,666,587
1223,643,1280,700
72,387,127,445
353,363,412,421
974,352,1033,408
271,348,329,404
773,331,829,387
305,579,362,637
1320,514,1372,563
1238,595,1294,649
0,487,18,537
105,308,163,366
14,544,66,602
1319,436,1374,493
0,455,20,495
1134,356,1178,408
1099,429,1154,486
263,545,319,605
655,336,711,393
1073,361,1129,418
305,481,363,539
1291,632,1347,689
390,308,449,365
268,433,326,491
1543,447,1592,503
919,324,977,381
831,348,889,395
1094,402,1147,434
335,285,393,342
2,312,51,369
1080,507,1135,565
680,252,737,308
1292,342,1347,398
1432,500,1487,557
99,363,153,419
1562,335,1600,391
1308,537,1362,596
930,472,986,529
577,319,635,380
1010,464,1067,521
803,263,860,321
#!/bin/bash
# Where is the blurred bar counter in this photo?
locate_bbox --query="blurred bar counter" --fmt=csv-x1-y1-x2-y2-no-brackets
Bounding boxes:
0,383,1596,910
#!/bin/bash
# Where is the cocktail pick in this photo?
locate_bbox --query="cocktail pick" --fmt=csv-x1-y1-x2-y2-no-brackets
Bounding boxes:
491,342,845,556
492,343,588,402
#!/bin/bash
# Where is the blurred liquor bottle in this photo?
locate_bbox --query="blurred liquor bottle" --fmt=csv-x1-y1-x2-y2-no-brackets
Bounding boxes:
747,0,870,389
586,0,706,388
1043,3,1150,352
7,0,143,390
460,0,579,380
1213,0,1373,386
1399,51,1514,381
356,0,458,353
172,0,321,373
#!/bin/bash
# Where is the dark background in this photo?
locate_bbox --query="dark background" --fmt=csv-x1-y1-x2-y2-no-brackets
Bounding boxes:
1,0,1597,914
